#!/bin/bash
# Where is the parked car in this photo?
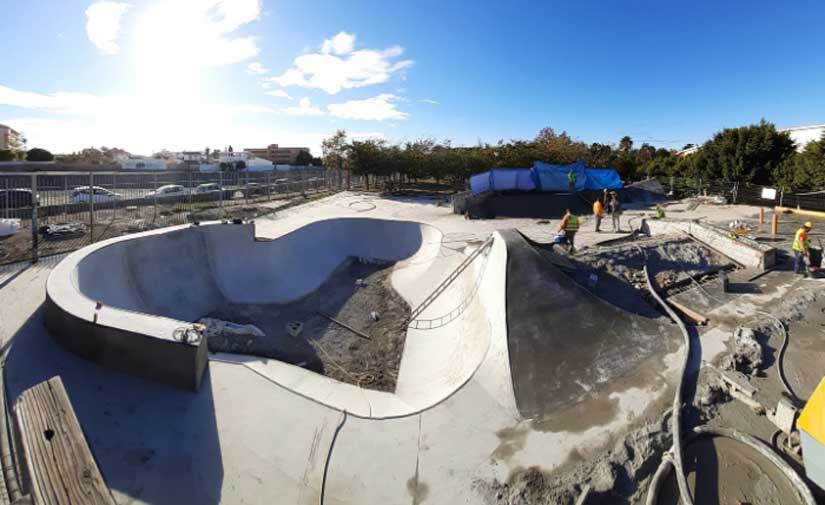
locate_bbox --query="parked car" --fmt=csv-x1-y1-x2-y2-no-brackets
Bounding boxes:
70,186,122,204
0,189,38,209
145,184,187,199
241,182,268,198
194,183,224,194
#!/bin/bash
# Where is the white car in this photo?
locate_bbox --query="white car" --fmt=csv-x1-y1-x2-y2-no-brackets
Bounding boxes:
71,186,122,204
194,183,224,194
145,184,188,199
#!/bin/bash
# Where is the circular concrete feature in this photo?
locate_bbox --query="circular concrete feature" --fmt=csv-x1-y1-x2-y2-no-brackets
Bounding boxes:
44,218,500,417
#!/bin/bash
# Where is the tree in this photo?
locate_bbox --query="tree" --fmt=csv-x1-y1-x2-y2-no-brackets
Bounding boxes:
228,145,234,153
700,120,795,184
295,150,313,165
26,148,54,162
619,136,633,153
322,130,349,170
774,132,825,189
0,150,15,161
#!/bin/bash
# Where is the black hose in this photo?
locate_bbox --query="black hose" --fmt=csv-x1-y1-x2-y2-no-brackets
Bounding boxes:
643,263,694,505
319,410,348,505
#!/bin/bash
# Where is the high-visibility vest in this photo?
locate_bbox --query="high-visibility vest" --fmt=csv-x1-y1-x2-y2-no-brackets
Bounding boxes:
568,172,576,183
593,201,603,216
793,228,810,252
565,214,579,232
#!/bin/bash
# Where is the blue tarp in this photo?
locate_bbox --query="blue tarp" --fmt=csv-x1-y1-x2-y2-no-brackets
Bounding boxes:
468,162,622,195
584,168,622,190
533,161,587,192
469,172,491,194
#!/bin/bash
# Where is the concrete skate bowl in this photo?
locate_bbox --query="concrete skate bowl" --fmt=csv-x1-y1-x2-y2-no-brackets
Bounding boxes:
501,229,678,419
44,218,502,418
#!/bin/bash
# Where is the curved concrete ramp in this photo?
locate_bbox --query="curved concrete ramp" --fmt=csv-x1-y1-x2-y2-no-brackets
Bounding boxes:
501,229,670,418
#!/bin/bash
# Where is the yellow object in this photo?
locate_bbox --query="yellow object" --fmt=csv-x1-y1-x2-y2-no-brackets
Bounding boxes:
565,214,579,232
793,227,810,252
775,206,825,219
806,221,814,228
799,377,825,445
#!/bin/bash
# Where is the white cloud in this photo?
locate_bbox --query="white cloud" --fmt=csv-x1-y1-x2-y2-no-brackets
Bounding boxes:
247,61,269,75
282,97,324,116
418,98,439,105
133,0,261,68
327,94,408,121
270,33,413,95
321,31,355,55
266,89,292,99
85,1,132,55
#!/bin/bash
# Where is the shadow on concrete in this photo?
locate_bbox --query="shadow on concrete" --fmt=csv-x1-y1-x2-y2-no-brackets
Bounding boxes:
5,305,224,505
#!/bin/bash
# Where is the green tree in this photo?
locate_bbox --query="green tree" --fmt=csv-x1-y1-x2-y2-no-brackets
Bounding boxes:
26,147,54,161
619,136,634,153
700,120,795,184
774,132,825,189
295,150,313,165
0,150,15,161
322,130,348,170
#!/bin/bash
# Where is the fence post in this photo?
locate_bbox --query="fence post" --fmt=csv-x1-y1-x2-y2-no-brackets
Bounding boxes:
152,172,158,223
63,176,68,217
779,186,785,208
30,174,39,263
188,171,193,221
88,173,95,243
4,177,8,219
267,171,272,201
732,181,739,204
218,171,224,214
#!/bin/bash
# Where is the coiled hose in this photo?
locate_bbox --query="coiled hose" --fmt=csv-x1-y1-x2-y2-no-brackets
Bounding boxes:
646,426,816,505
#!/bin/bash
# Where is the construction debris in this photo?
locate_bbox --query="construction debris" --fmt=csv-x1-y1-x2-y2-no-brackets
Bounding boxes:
727,327,764,376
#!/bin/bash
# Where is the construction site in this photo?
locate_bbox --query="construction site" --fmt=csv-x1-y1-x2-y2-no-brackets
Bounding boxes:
2,177,825,505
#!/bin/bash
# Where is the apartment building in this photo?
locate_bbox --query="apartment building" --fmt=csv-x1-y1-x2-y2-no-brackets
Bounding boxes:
0,124,21,151
244,144,310,164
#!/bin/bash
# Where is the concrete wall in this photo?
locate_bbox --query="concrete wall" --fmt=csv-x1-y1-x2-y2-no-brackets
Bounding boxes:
642,219,776,270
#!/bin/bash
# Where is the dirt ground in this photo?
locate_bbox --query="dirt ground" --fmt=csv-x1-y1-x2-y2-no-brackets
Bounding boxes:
205,257,410,392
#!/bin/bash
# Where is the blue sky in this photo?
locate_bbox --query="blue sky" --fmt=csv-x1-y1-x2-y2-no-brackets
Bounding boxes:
1,0,823,156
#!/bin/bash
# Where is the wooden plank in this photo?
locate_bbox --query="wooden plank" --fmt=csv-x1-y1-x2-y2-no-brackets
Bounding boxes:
14,377,115,505
665,298,709,325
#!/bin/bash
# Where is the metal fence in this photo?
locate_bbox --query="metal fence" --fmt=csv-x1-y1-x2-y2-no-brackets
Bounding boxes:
657,176,825,212
0,168,349,266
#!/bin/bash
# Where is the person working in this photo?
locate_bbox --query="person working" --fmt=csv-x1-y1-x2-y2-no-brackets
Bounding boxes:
568,170,576,192
655,204,666,219
593,198,604,232
602,188,610,207
557,208,579,253
609,192,622,232
793,221,813,277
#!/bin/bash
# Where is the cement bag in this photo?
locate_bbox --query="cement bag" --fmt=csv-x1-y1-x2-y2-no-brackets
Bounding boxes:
0,219,20,237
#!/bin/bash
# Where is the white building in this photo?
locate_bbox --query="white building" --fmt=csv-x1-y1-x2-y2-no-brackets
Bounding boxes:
778,124,825,152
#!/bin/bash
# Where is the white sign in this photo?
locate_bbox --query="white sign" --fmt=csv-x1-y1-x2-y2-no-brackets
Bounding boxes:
761,187,777,200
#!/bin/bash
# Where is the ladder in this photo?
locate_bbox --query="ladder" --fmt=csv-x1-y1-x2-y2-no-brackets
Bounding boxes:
406,236,494,324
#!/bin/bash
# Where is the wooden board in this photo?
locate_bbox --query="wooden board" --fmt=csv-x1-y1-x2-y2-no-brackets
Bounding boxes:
13,377,114,505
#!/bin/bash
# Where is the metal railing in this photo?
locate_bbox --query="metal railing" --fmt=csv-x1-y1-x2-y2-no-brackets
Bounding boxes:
0,168,343,266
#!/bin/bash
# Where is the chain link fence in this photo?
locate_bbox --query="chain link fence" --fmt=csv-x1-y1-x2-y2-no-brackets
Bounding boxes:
656,176,825,212
0,168,343,266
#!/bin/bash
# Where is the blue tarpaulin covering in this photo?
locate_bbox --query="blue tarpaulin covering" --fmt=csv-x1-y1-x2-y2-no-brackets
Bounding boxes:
533,161,587,192
468,162,622,195
584,168,622,190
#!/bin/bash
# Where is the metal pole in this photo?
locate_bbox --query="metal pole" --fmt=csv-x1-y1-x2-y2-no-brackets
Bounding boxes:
779,186,785,208
219,171,224,214
31,174,39,263
267,171,271,201
89,172,95,244
153,172,158,224
188,171,193,221
4,177,8,219
63,176,68,217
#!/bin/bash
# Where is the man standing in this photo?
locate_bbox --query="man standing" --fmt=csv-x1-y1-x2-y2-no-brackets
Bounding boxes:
593,198,604,232
609,192,622,232
602,188,610,207
793,221,813,277
568,170,576,192
558,208,579,253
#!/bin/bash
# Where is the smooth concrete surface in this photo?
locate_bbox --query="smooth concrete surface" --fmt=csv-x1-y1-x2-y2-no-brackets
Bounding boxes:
45,218,439,392
2,193,692,505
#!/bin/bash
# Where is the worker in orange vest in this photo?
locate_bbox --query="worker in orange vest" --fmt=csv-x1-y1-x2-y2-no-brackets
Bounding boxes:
593,198,604,232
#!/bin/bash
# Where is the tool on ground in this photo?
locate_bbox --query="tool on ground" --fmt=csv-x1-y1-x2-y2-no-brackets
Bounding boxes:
318,312,371,340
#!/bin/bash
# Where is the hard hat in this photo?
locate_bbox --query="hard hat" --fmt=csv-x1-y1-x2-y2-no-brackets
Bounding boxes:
805,221,814,228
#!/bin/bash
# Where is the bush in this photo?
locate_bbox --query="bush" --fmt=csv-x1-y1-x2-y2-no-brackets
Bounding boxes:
0,150,15,162
26,148,54,162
